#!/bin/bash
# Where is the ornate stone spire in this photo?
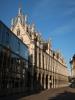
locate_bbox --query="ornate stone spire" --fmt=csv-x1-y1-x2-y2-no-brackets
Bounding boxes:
17,0,28,25
31,23,35,33
11,0,28,30
18,0,22,15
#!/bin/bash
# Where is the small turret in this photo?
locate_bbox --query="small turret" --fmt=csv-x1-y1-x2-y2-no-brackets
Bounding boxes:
25,15,27,23
18,7,22,15
31,23,35,33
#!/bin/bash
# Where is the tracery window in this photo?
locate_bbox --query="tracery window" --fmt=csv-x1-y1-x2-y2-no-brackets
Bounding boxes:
17,29,20,36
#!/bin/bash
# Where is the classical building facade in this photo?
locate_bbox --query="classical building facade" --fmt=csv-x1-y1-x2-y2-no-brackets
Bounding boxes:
10,6,69,91
69,54,75,87
70,55,75,78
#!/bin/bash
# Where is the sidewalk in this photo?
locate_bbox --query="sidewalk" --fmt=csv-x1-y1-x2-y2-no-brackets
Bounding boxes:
0,87,75,100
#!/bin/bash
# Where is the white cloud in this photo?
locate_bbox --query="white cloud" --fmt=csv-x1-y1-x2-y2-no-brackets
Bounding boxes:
50,22,75,36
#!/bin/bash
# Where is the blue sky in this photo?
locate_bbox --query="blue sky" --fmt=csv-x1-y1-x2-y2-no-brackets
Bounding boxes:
0,0,75,70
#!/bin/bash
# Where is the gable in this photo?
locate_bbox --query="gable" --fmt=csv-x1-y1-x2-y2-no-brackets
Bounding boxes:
11,22,31,47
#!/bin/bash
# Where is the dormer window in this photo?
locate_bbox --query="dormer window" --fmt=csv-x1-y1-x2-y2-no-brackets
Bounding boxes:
17,29,20,36
27,27,29,32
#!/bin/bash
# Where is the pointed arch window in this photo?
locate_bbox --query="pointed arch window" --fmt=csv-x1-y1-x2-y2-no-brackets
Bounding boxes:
17,29,20,36
27,27,29,32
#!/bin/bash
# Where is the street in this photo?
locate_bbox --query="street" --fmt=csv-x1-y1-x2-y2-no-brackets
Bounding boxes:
0,87,75,100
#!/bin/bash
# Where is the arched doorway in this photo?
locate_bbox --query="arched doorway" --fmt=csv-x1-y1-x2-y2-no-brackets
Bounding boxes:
46,75,48,89
42,74,44,89
38,73,41,89
27,71,31,89
33,72,37,90
50,75,52,88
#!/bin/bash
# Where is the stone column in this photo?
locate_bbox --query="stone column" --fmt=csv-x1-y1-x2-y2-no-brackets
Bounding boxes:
54,74,56,88
40,74,42,86
40,74,42,90
44,75,46,89
48,75,50,89
52,75,54,88
41,51,43,69
36,73,39,90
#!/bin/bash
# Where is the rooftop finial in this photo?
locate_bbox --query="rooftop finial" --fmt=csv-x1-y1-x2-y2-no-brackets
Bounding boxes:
18,0,22,15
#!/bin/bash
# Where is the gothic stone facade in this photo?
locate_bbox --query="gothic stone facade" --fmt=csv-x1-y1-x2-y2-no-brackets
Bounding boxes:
70,55,75,79
11,7,68,90
70,55,75,87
